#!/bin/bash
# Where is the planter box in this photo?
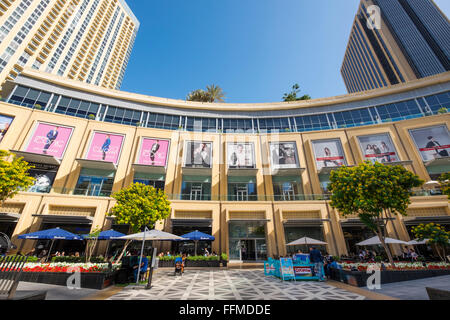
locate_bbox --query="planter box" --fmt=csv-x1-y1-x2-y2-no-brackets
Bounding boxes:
158,260,175,268
157,260,220,268
18,271,117,290
330,268,450,287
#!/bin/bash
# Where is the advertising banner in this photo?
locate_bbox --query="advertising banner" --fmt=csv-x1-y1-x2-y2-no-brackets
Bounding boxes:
0,114,13,143
137,138,170,167
279,258,295,281
25,122,73,159
184,141,212,168
228,143,255,168
269,142,299,169
27,162,59,193
358,133,399,164
293,266,313,277
409,125,450,161
86,132,124,164
312,139,346,170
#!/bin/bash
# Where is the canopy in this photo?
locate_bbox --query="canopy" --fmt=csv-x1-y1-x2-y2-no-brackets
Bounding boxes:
180,230,215,241
18,227,82,240
117,229,186,241
407,239,429,245
357,236,408,246
286,237,328,246
82,229,126,240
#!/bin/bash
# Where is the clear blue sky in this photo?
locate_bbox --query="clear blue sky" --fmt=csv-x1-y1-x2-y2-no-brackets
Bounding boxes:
121,0,450,103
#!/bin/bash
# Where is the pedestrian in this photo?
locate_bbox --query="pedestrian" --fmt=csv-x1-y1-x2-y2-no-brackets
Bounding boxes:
309,247,325,282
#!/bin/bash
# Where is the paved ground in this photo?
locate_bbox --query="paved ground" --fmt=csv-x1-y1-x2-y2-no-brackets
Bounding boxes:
108,269,366,300
16,281,99,300
362,275,450,300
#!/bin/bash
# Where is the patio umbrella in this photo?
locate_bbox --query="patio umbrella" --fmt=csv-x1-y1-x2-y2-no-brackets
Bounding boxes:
424,180,440,189
286,237,328,253
117,228,186,286
407,239,429,245
18,227,82,262
180,230,215,256
82,230,126,258
356,236,408,246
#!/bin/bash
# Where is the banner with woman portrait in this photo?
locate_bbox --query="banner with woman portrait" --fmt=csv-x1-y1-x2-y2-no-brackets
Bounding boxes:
85,131,124,164
25,122,74,159
0,114,13,143
357,133,399,164
184,141,212,168
312,139,346,170
409,125,450,161
269,142,299,169
137,138,170,167
227,143,255,169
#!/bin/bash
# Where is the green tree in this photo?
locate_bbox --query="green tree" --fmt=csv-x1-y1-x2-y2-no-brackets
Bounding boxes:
328,161,423,266
0,150,35,206
186,84,225,103
412,223,449,261
84,226,102,263
109,183,171,263
282,83,311,102
438,172,450,200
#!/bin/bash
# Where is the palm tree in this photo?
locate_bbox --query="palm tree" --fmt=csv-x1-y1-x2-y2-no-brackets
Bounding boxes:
186,85,225,103
205,84,225,103
283,83,311,102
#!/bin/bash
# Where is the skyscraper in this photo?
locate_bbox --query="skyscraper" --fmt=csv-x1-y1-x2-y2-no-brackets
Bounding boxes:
0,0,139,90
341,0,450,93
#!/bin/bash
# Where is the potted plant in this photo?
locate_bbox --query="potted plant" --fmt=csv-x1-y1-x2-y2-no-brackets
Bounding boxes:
221,253,228,267
135,121,142,127
34,104,43,110
438,107,448,114
88,114,96,120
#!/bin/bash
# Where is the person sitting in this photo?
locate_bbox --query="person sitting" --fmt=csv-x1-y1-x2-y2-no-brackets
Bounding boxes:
174,256,184,275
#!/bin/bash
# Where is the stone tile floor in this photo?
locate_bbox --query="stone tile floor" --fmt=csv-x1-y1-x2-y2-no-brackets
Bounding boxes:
108,269,366,300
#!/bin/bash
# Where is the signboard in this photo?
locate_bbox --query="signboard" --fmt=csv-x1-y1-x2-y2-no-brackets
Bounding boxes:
279,258,295,281
293,266,313,277
0,114,13,143
25,122,73,159
409,125,450,161
269,142,299,169
184,141,212,168
27,162,59,193
137,138,170,167
264,260,277,277
85,131,124,164
227,143,255,169
357,133,399,164
312,139,346,170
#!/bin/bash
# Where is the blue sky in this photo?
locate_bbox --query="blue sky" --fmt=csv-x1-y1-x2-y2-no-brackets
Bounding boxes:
121,0,450,103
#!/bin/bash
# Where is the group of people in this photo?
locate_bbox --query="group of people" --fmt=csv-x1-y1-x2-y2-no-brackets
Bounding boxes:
364,142,392,163
402,248,419,262
358,249,378,262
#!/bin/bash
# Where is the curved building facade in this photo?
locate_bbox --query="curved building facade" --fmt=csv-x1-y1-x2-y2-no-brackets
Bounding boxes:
0,69,449,260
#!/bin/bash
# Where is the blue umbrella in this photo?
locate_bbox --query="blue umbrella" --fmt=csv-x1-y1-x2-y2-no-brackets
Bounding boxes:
18,228,82,262
81,229,126,240
180,230,215,256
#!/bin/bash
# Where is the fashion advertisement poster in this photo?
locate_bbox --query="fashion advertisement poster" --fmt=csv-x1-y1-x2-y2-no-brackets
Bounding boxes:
358,133,399,164
312,139,346,170
137,138,170,167
184,141,212,168
409,125,450,161
86,132,124,164
25,122,73,159
0,114,13,143
227,143,255,168
269,142,299,169
27,162,58,193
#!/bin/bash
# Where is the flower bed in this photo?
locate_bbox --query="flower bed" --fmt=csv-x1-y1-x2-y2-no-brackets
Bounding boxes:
330,262,450,287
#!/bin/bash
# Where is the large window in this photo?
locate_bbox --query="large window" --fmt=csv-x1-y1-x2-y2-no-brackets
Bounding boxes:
146,113,180,130
74,169,114,197
181,176,211,201
104,106,141,126
295,114,330,132
55,96,100,119
186,117,216,132
258,118,290,133
222,119,253,133
272,176,303,201
133,173,165,191
228,176,257,201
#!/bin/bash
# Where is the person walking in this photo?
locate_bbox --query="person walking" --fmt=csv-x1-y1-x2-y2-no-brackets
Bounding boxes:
309,247,325,282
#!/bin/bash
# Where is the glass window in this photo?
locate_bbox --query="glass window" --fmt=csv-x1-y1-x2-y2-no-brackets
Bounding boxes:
228,177,257,201
272,176,303,201
74,169,115,197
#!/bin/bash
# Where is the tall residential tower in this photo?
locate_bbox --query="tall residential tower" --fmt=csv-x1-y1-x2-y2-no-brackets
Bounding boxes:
341,0,450,93
0,0,139,90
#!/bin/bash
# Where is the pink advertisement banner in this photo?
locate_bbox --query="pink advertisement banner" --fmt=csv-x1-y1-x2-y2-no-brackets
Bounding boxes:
86,132,124,164
137,138,170,167
25,122,73,159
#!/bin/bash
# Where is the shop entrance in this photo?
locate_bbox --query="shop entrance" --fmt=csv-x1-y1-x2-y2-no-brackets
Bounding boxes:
229,221,267,261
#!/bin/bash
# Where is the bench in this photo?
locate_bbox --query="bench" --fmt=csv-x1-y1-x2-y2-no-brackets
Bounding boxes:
426,287,450,300
0,256,47,300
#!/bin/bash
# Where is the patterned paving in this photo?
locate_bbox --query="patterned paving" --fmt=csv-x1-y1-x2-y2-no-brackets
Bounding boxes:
108,269,366,300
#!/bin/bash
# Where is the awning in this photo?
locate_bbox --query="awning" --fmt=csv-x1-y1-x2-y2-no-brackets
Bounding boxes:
132,163,166,174
10,150,60,165
227,168,258,176
182,167,212,176
171,219,212,228
283,219,329,226
76,158,117,170
0,213,20,222
270,168,305,176
425,157,450,167
33,214,94,224
403,216,450,225
228,218,270,222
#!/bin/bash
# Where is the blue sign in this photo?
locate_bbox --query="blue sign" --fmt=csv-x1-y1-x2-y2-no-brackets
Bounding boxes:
280,258,295,281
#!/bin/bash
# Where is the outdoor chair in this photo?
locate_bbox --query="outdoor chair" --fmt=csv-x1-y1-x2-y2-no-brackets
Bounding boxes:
0,256,47,300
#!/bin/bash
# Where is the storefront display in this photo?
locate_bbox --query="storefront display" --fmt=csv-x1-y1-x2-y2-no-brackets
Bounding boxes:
269,142,299,169
227,143,255,168
184,141,212,168
312,139,346,170
357,133,399,164
85,131,124,164
409,125,450,161
27,162,59,193
25,122,73,159
137,138,170,167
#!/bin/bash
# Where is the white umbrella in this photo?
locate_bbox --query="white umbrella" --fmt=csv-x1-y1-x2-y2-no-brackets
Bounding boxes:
424,181,440,189
286,237,328,246
357,236,408,246
117,229,186,241
407,239,429,245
